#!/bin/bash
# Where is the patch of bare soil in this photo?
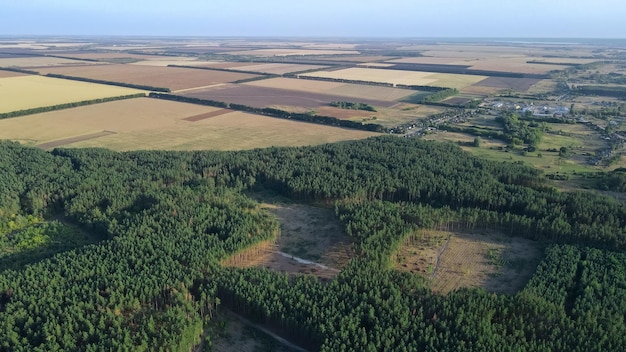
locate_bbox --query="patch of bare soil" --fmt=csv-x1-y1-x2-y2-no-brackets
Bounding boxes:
222,201,355,280
35,130,116,149
183,109,233,121
395,230,544,295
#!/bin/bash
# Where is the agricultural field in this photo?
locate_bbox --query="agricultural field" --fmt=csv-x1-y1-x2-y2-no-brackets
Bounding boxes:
223,48,360,56
243,77,416,101
303,67,487,88
309,55,393,63
0,97,377,150
0,75,142,113
385,47,599,75
470,76,542,92
214,63,328,74
0,56,102,68
0,70,27,78
395,230,544,294
34,64,259,91
181,84,398,110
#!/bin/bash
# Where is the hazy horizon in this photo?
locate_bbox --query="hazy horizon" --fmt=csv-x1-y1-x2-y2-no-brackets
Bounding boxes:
3,0,625,38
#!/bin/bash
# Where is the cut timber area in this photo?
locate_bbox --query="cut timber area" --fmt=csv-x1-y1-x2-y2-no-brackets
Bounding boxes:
395,229,544,294
223,201,355,280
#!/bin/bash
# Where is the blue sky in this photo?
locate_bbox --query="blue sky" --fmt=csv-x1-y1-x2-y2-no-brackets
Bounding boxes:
2,0,624,37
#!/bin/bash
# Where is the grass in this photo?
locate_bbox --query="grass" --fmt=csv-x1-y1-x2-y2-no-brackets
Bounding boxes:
465,145,597,173
0,75,143,113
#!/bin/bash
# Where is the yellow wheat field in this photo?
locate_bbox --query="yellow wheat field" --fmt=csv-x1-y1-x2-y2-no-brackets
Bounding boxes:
0,98,378,150
303,68,486,89
0,75,143,113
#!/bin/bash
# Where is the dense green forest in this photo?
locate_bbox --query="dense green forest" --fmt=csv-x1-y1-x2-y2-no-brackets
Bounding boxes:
1,137,625,351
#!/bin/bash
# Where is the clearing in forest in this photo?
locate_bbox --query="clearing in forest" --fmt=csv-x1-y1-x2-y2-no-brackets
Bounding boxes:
206,310,301,352
395,229,544,294
222,201,355,280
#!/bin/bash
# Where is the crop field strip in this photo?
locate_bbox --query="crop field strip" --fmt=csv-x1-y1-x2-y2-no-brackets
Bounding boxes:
34,64,261,91
180,84,400,109
222,49,360,56
0,70,27,78
472,76,542,92
67,111,379,150
0,75,143,114
0,56,105,68
0,97,377,151
219,63,329,75
243,77,416,101
182,108,233,121
302,67,488,89
35,131,117,149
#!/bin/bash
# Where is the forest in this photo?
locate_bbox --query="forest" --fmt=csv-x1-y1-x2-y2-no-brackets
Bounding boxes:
1,136,625,351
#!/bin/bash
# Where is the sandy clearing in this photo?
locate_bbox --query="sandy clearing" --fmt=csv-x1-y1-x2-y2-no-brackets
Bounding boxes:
395,230,544,295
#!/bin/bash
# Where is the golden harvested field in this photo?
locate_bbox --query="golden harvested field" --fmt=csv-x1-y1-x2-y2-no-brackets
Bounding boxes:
466,58,569,74
386,57,463,65
0,98,377,150
425,73,490,89
388,57,571,74
395,230,544,295
301,43,360,50
0,75,142,113
0,56,102,68
244,77,416,101
303,68,486,88
313,55,392,63
223,63,328,74
223,49,360,56
52,52,173,61
35,64,259,91
128,59,213,67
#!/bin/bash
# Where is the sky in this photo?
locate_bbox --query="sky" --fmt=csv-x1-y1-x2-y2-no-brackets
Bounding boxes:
1,0,624,38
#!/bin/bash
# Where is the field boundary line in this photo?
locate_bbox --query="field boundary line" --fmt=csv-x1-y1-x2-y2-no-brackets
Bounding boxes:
172,83,227,93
